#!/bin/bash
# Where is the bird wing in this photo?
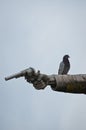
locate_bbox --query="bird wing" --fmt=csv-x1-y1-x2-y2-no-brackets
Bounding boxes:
58,61,65,74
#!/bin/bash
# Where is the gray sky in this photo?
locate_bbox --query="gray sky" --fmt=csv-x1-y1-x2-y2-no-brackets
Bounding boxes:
0,0,86,130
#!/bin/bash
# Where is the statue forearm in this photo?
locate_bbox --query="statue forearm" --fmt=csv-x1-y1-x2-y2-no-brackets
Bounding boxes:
5,67,86,94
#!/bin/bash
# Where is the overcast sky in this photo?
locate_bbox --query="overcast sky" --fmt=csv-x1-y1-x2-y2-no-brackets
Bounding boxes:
0,0,86,130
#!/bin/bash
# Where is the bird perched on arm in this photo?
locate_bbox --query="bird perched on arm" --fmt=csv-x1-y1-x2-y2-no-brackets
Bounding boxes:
58,55,70,75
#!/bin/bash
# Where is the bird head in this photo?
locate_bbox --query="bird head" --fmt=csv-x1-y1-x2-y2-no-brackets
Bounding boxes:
63,55,70,60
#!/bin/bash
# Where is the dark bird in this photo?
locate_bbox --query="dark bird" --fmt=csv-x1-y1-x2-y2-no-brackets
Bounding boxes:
58,55,70,75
